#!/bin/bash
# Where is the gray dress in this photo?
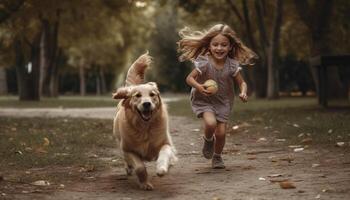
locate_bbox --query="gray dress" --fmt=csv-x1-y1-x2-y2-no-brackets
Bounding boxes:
190,55,241,122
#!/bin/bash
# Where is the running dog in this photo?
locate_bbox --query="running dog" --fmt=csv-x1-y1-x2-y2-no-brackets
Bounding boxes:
112,52,177,190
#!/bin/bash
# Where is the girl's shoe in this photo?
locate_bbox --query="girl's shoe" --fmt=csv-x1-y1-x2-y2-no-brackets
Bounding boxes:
202,136,214,159
212,154,225,169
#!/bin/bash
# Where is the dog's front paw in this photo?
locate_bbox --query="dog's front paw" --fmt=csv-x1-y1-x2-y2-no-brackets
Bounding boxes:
156,166,168,177
139,182,154,190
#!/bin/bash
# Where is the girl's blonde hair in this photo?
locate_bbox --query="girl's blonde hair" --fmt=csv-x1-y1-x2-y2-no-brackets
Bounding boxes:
177,24,258,65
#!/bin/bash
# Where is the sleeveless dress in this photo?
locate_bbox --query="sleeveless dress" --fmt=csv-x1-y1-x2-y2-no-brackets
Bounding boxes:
190,55,241,122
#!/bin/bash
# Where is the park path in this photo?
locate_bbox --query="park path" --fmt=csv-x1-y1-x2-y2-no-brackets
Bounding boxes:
2,104,350,200
0,97,182,119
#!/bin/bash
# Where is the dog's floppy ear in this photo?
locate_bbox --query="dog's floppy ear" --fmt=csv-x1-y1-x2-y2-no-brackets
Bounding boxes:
112,87,132,99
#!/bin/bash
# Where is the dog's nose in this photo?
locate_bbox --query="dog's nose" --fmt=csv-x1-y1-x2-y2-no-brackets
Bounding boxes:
143,102,151,109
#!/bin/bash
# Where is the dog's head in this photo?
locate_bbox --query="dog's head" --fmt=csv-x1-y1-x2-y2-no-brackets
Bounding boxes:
112,82,161,121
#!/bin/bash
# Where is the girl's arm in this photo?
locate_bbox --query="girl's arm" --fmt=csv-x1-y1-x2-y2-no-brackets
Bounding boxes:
234,72,248,102
186,69,211,96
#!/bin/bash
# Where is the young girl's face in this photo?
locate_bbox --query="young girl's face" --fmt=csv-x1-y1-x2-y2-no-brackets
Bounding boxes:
209,34,231,61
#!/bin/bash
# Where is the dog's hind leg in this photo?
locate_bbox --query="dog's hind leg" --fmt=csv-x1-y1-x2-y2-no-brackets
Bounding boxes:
156,144,175,177
124,152,153,190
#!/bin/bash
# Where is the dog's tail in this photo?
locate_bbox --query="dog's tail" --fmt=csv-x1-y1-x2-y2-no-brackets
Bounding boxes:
125,51,152,86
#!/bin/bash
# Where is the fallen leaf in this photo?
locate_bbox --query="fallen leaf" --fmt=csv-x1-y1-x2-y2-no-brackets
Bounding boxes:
268,174,283,178
275,138,286,142
43,138,50,146
192,128,200,132
259,177,266,181
247,155,257,160
315,194,321,199
293,124,300,128
328,129,333,133
298,133,305,138
31,180,50,186
15,150,23,155
336,142,345,147
25,147,33,152
35,147,47,154
301,138,312,145
294,148,304,152
279,181,296,189
312,163,320,168
257,137,267,142
232,125,239,130
289,145,302,148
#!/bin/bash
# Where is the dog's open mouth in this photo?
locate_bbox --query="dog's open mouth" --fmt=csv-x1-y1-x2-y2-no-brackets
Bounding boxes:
137,109,152,121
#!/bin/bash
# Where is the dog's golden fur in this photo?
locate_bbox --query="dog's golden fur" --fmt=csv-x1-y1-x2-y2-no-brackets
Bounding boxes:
112,52,177,190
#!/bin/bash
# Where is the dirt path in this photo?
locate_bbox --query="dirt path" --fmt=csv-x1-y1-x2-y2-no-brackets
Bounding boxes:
3,109,350,200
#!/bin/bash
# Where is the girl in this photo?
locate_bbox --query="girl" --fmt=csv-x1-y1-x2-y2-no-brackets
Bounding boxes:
178,24,257,169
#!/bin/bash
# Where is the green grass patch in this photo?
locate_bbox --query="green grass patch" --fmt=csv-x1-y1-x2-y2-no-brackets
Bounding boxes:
0,117,116,171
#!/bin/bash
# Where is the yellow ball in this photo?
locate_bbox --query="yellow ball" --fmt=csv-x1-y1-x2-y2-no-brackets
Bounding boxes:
203,79,218,95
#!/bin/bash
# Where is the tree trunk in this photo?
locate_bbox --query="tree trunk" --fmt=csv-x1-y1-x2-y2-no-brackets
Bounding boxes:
267,0,283,99
241,0,257,95
50,48,61,97
294,0,346,98
41,10,60,97
79,63,86,96
96,75,101,96
15,36,40,101
99,67,107,94
0,67,7,95
254,0,269,98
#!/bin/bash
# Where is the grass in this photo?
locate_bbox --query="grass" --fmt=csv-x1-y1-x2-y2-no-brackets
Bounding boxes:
0,117,119,187
0,117,116,170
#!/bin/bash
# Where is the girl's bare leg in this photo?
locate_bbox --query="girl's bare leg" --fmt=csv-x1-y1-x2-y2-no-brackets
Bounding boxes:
212,122,226,168
201,112,217,159
202,112,217,139
214,122,226,154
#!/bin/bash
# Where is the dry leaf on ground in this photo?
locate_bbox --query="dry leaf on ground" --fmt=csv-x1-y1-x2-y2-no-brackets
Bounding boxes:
279,181,296,189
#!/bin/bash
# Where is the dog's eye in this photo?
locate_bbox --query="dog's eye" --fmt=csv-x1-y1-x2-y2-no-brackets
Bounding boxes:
150,92,155,97
135,93,142,98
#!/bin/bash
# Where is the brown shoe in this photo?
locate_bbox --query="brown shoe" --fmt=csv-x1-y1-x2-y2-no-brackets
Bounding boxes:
212,154,225,169
202,136,214,159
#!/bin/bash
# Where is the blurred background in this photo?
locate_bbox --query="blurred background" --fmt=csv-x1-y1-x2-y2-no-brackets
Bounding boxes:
0,0,349,102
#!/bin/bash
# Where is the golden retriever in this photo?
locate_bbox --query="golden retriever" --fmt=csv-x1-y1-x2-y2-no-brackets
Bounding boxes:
112,52,177,190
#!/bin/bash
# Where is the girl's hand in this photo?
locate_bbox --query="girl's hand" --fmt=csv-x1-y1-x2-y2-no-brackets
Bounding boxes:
239,93,248,102
197,85,211,96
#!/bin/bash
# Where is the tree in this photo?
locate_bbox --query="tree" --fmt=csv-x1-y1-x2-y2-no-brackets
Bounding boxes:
294,0,347,98
267,0,283,99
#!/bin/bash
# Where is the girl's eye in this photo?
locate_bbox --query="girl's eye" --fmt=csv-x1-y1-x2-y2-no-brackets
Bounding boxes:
136,93,142,98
